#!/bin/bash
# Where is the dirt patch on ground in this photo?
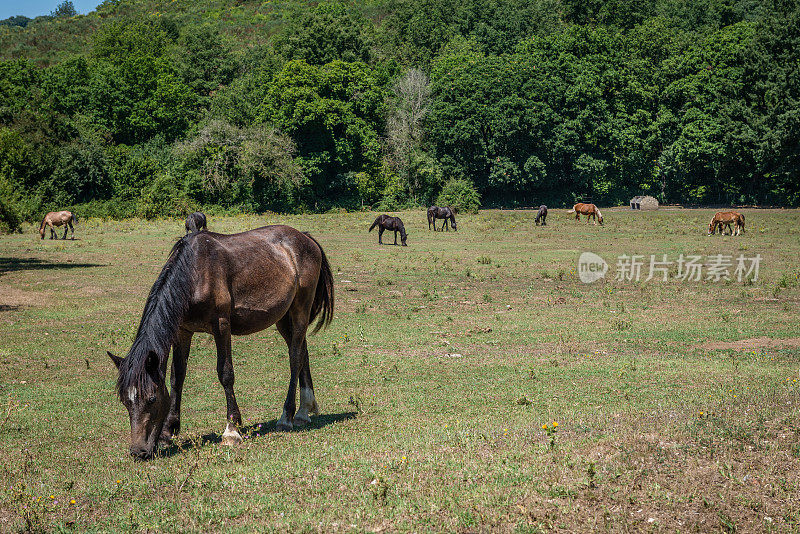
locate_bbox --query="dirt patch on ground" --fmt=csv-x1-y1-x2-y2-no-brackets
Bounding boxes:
0,286,52,307
699,336,800,350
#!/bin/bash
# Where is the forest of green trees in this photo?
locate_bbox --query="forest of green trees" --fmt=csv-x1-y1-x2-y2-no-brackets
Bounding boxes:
0,0,798,231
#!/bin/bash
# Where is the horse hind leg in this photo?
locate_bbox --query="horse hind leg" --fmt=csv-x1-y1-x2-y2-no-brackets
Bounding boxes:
68,221,74,240
213,315,243,445
294,338,318,427
276,313,310,431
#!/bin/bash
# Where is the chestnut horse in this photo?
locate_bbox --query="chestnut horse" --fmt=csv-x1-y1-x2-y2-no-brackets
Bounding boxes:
185,212,207,235
568,203,603,225
369,214,407,246
39,211,77,240
108,225,334,460
708,211,745,236
427,206,457,231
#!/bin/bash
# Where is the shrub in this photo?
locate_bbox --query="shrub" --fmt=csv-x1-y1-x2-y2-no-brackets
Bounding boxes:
0,176,23,233
136,173,195,219
436,177,481,214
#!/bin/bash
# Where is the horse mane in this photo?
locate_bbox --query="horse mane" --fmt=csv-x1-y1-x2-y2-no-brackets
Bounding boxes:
116,236,197,401
38,213,48,231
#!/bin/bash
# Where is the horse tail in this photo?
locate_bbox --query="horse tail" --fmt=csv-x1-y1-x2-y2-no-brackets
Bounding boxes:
305,233,334,334
567,209,575,214
739,213,745,232
369,217,380,232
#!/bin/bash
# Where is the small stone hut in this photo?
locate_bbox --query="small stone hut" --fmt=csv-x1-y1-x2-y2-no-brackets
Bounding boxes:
629,195,659,210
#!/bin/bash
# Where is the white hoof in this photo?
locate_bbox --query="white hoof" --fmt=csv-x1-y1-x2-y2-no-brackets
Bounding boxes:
276,410,293,432
222,422,242,446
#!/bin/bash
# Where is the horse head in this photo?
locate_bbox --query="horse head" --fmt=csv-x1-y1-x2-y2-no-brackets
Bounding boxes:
109,350,170,460
707,217,717,235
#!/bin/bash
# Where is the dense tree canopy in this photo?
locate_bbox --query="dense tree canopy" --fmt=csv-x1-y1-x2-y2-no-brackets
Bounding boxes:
0,0,797,226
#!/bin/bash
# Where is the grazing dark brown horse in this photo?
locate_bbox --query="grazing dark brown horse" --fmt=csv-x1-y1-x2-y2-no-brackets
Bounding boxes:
568,203,603,225
39,211,77,240
708,211,745,236
185,212,207,235
108,225,334,460
535,205,548,226
427,206,457,231
369,214,407,246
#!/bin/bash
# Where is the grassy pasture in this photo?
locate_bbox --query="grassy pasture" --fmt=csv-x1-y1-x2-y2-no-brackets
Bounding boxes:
1,208,799,532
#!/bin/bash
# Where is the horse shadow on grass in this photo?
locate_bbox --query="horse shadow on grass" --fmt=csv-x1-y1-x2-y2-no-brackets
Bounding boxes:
0,257,103,275
159,411,358,458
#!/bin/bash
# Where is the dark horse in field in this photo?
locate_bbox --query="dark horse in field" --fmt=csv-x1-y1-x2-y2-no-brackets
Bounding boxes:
708,211,745,236
108,226,334,460
185,212,207,235
427,206,457,231
535,205,548,226
369,214,407,246
39,211,77,240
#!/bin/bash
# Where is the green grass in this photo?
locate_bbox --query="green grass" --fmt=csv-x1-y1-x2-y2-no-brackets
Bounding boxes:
1,208,799,532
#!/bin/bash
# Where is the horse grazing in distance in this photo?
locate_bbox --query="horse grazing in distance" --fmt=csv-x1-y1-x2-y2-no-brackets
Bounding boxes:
39,211,77,240
535,205,548,226
185,212,207,235
708,211,745,236
568,203,603,225
108,226,334,460
427,206,457,231
369,214,407,246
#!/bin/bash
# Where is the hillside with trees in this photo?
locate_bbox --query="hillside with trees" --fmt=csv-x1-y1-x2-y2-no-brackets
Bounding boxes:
0,0,798,229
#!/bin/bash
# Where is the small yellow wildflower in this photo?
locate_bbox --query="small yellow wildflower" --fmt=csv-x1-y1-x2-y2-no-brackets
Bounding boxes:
49,495,54,500
542,424,548,430
552,421,558,427
70,499,76,505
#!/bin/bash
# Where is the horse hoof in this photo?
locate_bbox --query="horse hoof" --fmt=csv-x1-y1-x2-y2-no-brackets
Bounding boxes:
294,412,311,427
276,420,293,432
222,424,242,446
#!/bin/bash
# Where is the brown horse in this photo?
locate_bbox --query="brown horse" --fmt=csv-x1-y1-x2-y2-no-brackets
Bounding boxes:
39,211,77,240
369,214,407,246
708,211,745,236
427,206,457,231
568,203,603,225
185,212,207,235
108,225,334,460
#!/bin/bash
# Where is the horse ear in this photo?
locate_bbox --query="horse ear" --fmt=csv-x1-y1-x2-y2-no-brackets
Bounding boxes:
107,351,123,369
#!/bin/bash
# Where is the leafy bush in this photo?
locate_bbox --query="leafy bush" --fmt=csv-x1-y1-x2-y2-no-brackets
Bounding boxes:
436,177,481,214
0,176,23,233
136,173,195,219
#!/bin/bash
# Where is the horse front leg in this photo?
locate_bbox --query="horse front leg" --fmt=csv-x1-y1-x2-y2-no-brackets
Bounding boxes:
213,316,242,445
394,230,398,245
160,328,192,442
276,314,309,431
